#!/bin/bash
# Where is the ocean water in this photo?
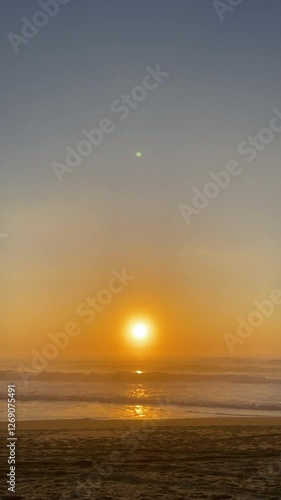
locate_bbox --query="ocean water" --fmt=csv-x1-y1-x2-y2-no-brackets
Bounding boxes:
1,358,281,421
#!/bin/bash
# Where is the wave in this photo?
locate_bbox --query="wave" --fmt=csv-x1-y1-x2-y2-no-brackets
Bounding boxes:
1,391,281,412
1,370,281,384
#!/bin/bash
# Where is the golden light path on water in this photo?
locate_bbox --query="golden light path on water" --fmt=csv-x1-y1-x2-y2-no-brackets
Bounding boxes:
125,382,157,418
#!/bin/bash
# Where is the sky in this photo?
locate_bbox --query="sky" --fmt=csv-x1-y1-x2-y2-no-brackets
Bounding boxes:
1,0,281,360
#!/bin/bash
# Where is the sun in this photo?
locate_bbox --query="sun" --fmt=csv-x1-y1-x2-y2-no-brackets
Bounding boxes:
125,317,155,347
132,323,148,341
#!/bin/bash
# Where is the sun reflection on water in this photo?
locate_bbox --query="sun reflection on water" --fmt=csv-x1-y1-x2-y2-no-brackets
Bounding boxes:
135,405,145,417
132,387,147,398
125,384,156,418
126,404,154,418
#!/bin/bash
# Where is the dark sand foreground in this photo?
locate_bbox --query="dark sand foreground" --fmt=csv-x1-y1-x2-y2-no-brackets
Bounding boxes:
1,418,281,499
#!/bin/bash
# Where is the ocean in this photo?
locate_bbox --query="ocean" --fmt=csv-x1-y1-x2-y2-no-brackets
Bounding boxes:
1,358,281,421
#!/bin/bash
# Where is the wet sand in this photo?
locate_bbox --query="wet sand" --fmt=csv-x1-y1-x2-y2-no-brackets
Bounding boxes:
1,419,281,499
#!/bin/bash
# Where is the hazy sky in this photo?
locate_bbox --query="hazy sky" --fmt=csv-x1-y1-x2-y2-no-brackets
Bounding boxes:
1,0,281,360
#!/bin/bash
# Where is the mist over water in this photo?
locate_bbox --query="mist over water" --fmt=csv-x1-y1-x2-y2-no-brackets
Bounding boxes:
1,358,281,421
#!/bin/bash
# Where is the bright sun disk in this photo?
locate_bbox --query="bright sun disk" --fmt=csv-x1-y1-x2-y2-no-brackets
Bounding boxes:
132,323,148,340
125,317,154,347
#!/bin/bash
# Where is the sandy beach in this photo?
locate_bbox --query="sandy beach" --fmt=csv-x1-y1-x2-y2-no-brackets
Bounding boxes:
1,418,281,499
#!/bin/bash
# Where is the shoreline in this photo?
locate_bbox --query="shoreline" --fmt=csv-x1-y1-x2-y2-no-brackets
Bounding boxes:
1,416,281,430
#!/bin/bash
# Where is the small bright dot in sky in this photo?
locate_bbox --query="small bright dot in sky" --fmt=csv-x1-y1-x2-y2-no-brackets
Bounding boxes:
136,152,142,157
136,370,142,374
